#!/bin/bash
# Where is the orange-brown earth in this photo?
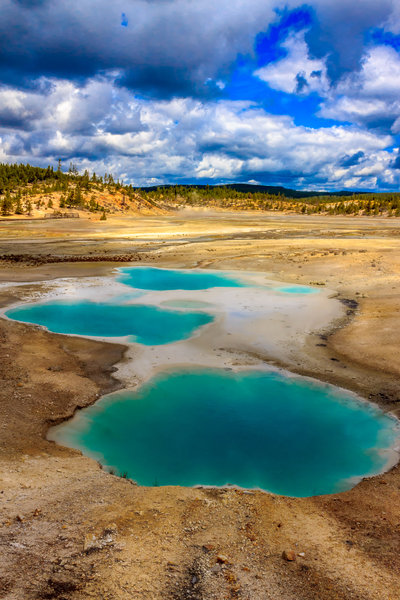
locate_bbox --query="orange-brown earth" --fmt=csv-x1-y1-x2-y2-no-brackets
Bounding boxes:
0,184,168,223
0,212,399,600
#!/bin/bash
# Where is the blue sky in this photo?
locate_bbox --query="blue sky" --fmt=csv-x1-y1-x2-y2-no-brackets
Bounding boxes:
0,0,399,190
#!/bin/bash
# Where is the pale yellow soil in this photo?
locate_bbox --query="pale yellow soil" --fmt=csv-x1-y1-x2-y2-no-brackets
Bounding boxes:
0,212,399,600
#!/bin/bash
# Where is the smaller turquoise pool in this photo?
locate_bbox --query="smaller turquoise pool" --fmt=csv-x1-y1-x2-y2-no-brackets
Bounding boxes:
6,301,214,345
276,285,318,294
117,266,246,290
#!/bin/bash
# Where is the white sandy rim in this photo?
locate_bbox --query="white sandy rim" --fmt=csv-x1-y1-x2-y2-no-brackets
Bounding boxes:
0,266,342,388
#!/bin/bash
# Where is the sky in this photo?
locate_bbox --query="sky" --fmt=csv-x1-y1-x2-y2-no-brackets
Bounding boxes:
0,1,400,191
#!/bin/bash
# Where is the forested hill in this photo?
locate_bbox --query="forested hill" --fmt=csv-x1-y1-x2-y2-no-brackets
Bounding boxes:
139,184,400,216
0,162,399,218
135,182,356,199
0,162,166,218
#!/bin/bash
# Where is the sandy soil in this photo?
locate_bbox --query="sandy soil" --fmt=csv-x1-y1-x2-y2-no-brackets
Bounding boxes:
0,211,400,600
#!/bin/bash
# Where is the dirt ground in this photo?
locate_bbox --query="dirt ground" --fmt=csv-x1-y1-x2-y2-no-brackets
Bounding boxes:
0,211,399,600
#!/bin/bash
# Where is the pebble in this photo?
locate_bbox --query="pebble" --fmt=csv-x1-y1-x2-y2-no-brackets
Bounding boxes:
282,550,296,561
210,564,221,574
216,554,229,564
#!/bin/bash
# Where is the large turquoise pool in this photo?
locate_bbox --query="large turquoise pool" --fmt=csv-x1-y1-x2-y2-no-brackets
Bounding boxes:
50,368,399,497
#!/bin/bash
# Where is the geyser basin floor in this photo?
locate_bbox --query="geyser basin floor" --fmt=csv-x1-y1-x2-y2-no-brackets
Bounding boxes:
49,368,400,497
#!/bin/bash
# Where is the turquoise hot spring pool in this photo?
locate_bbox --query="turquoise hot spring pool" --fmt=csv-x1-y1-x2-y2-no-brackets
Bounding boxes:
6,266,399,496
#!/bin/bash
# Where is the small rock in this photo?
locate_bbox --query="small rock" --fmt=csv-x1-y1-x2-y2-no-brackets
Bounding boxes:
103,523,117,535
202,544,215,553
282,550,296,562
210,564,221,574
83,533,99,552
298,552,305,558
10,541,26,549
216,554,229,564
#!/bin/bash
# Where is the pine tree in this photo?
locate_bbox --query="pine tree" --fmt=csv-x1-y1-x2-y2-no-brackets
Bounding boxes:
1,192,13,216
75,185,82,206
66,189,74,207
15,195,23,215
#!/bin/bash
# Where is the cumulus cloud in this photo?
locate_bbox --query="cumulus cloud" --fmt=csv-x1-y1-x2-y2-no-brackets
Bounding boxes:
254,31,329,95
252,14,400,138
319,45,400,132
0,0,399,190
0,75,398,190
302,0,395,81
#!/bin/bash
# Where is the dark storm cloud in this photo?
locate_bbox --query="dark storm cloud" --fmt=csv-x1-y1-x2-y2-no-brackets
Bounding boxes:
305,0,395,82
119,66,197,98
0,0,276,97
0,0,398,99
339,151,365,167
391,151,400,169
295,73,309,94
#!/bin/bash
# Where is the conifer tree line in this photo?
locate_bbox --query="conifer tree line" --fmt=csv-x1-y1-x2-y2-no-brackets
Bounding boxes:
141,185,400,216
0,161,399,217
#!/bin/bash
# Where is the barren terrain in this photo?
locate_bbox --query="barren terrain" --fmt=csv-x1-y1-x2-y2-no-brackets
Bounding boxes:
0,211,399,600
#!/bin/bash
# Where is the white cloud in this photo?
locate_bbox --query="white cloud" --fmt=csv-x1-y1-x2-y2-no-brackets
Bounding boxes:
357,46,400,98
319,46,400,129
0,74,398,189
254,31,329,95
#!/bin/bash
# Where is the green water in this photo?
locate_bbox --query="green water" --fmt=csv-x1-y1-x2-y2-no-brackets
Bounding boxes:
276,285,318,294
117,266,246,290
161,300,215,309
6,300,214,345
50,368,399,497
